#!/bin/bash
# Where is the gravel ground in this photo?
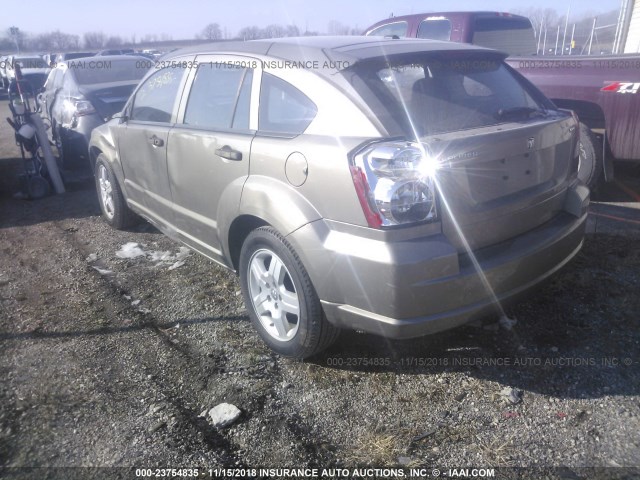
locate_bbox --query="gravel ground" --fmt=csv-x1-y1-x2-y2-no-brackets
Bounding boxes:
0,98,639,480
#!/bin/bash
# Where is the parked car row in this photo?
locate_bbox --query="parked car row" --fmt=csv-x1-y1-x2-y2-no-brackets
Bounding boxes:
1,48,166,90
1,50,164,170
0,54,50,92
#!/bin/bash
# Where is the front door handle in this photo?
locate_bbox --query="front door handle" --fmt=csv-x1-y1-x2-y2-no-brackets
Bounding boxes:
149,134,164,147
215,145,242,161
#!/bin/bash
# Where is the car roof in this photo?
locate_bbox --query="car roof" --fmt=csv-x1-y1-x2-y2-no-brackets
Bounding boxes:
166,35,501,70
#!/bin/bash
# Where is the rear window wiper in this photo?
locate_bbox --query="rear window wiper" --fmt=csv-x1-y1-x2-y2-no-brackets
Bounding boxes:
496,106,548,119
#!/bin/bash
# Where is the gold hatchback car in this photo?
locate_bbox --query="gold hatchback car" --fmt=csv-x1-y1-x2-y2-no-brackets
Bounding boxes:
89,36,589,358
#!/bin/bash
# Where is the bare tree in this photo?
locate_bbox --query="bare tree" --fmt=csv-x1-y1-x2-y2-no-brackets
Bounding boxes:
514,8,560,38
83,31,106,49
327,20,350,36
263,24,286,38
48,30,80,50
201,23,222,40
285,25,300,37
105,35,124,47
238,26,261,40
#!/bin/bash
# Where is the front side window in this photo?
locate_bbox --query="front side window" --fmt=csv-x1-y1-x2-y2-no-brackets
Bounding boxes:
183,64,253,130
367,21,408,38
131,66,185,123
258,73,317,136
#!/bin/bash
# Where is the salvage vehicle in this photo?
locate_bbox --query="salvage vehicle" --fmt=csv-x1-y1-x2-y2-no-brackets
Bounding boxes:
365,11,640,189
38,55,149,170
89,36,588,358
4,55,50,93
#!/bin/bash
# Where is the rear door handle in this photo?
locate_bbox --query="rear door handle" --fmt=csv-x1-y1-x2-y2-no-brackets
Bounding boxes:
149,134,164,147
215,145,242,161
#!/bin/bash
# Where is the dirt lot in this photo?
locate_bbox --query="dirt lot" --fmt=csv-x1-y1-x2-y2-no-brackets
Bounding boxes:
1,97,639,480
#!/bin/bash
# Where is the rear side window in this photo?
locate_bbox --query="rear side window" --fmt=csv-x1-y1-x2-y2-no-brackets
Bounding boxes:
258,73,317,135
417,19,452,41
131,66,185,123
184,64,253,130
472,17,536,55
344,54,548,137
367,21,408,38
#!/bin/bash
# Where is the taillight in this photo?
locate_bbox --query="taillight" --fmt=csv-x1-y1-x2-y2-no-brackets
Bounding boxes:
64,98,96,117
351,141,440,228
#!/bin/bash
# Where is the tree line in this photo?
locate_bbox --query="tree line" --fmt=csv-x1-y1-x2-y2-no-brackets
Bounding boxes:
0,20,361,53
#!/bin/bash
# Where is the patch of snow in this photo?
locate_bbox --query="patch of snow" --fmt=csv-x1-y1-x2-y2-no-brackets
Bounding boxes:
92,266,113,275
116,242,147,259
168,260,185,271
86,253,98,262
116,242,192,270
148,250,172,262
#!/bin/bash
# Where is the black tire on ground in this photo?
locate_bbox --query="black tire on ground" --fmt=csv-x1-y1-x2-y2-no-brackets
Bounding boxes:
239,226,340,358
94,154,138,229
577,122,603,190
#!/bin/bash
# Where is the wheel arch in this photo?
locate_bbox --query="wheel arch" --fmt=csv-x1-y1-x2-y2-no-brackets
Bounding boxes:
223,176,322,269
551,99,605,130
227,214,269,271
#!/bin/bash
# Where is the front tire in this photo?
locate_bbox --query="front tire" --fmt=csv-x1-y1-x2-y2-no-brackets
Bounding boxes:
239,227,339,358
95,154,137,229
577,122,603,190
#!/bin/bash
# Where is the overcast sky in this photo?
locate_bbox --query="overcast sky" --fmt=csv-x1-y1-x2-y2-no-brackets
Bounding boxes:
3,0,624,39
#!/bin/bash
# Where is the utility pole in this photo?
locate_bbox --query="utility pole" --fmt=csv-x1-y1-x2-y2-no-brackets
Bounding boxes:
10,26,20,53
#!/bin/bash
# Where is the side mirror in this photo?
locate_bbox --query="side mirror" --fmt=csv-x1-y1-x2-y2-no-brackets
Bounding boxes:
110,111,128,123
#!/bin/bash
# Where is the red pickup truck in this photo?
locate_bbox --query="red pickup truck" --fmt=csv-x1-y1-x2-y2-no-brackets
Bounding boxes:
365,11,640,188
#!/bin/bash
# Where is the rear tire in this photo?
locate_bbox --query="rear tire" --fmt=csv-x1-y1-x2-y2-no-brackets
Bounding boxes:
577,123,603,190
239,227,339,358
95,154,137,229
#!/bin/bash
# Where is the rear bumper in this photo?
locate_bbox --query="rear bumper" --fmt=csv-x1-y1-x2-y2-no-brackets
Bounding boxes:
288,183,589,339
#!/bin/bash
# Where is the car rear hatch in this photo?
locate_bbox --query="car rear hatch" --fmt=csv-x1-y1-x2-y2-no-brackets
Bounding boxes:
428,115,577,251
342,49,579,250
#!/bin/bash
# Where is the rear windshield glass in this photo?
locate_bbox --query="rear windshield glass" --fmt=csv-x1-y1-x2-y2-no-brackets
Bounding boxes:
15,57,47,69
417,19,452,41
70,59,149,85
472,17,536,56
343,53,548,137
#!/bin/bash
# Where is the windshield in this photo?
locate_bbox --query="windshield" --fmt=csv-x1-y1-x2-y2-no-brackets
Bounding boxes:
70,58,149,85
343,53,550,137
